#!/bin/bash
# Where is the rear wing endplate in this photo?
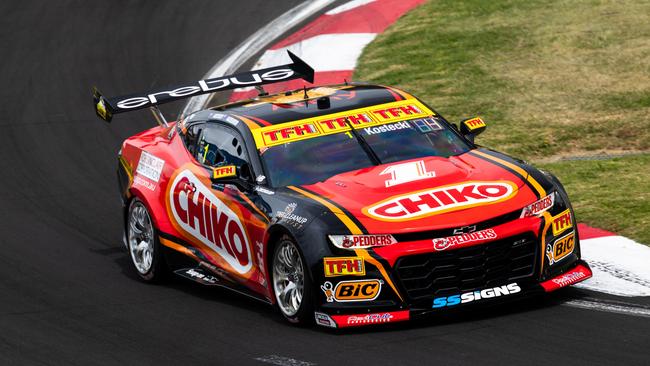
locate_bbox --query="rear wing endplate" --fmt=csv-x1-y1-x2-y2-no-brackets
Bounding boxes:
93,51,314,122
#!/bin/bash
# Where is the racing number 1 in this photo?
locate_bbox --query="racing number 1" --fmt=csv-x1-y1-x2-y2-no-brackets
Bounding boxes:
381,160,436,187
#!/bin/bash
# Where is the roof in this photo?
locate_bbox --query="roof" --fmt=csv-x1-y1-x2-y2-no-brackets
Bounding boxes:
211,84,417,128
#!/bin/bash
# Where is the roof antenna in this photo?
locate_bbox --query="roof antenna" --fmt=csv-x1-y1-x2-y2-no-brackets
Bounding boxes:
303,85,308,99
344,78,348,86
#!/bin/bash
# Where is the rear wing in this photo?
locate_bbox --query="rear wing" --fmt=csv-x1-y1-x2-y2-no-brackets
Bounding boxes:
93,51,314,122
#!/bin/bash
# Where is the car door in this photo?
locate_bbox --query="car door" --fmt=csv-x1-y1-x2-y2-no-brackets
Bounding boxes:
190,123,271,294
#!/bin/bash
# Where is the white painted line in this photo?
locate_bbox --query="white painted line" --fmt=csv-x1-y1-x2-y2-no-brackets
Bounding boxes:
181,0,336,116
563,299,650,318
576,236,650,297
255,355,316,366
251,33,377,71
326,0,375,15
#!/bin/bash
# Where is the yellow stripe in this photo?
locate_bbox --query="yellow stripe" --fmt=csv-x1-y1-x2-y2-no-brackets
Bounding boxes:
231,114,261,130
473,150,546,197
119,155,133,182
160,237,200,261
287,186,404,302
354,249,404,302
287,186,363,234
540,212,553,274
239,192,270,223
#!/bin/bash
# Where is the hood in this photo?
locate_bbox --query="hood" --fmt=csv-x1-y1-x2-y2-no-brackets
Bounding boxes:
302,153,538,234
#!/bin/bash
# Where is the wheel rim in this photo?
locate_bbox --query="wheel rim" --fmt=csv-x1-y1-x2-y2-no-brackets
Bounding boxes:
272,240,305,317
127,201,155,274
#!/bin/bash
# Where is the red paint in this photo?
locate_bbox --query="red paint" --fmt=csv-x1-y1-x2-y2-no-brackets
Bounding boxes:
272,0,427,49
331,310,410,328
230,0,426,103
578,223,615,240
540,263,593,292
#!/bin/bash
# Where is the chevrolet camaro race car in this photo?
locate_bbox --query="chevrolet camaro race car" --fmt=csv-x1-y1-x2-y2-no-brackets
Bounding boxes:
93,52,592,328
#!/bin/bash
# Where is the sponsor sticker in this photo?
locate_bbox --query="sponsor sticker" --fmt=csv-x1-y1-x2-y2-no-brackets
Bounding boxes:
551,270,587,287
323,257,365,277
541,264,592,292
546,231,575,265
212,165,237,179
318,113,373,133
363,121,411,135
380,160,436,188
175,268,220,285
551,209,573,236
364,181,517,221
276,202,308,225
314,312,337,328
261,123,319,145
255,241,266,287
432,228,497,251
432,283,521,308
328,234,397,250
330,310,410,327
251,99,432,148
133,175,156,191
168,170,252,274
463,117,486,131
521,193,555,218
371,104,422,122
321,279,382,302
136,151,165,182
412,117,443,133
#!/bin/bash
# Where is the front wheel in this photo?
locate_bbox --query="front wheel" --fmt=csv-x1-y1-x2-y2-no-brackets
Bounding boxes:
126,198,167,282
272,235,314,325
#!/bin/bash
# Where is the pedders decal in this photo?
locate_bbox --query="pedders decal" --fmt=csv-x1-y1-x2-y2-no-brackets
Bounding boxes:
167,169,253,274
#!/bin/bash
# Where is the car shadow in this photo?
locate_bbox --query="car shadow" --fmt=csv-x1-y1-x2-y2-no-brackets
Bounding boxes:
104,247,596,332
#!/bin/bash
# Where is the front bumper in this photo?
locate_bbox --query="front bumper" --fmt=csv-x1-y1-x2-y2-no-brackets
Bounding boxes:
315,259,592,328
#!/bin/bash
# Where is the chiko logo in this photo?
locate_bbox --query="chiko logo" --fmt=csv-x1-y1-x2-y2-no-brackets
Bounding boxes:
432,229,497,251
432,283,521,308
168,170,252,274
365,181,517,221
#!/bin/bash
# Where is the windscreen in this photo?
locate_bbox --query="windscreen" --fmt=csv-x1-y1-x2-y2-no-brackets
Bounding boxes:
260,117,471,187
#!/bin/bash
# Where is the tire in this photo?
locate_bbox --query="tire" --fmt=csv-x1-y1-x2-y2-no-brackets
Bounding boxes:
126,198,167,282
271,235,314,325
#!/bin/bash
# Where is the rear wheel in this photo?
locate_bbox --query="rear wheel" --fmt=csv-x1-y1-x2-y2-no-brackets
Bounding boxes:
272,235,313,325
126,198,167,282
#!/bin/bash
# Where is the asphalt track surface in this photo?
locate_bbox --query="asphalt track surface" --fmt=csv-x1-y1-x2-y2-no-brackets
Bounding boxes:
1,1,648,365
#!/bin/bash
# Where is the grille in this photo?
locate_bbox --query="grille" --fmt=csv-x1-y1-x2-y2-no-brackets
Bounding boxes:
392,210,521,243
394,233,538,302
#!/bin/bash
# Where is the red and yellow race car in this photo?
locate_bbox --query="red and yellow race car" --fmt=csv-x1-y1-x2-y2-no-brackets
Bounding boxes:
93,52,592,328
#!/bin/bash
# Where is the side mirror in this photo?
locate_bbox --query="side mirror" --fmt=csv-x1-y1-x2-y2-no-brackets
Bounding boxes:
210,164,253,192
459,117,487,143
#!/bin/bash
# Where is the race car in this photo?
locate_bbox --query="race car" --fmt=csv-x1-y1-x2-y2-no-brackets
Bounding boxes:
93,51,592,328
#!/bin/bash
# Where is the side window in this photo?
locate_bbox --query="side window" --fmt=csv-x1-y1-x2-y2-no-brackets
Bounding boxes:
195,124,252,180
182,123,204,157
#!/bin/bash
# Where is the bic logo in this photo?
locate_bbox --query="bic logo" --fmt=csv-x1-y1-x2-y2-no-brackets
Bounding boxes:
546,232,575,265
323,257,365,277
321,280,382,302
